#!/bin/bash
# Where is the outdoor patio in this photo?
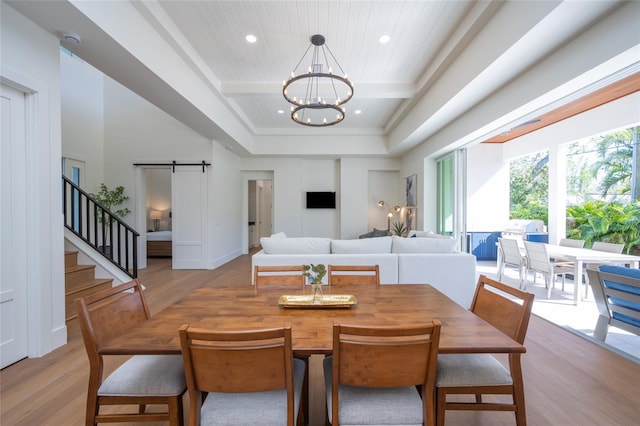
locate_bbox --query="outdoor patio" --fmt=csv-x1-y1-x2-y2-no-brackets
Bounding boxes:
476,260,640,363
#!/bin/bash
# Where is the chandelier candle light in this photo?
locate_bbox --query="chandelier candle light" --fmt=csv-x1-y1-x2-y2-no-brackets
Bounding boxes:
282,34,353,127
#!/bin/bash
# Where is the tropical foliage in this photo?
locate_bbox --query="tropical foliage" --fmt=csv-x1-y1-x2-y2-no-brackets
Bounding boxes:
509,126,639,254
566,201,640,254
509,151,548,223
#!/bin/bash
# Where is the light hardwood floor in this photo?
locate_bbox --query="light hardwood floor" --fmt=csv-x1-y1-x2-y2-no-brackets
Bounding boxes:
1,252,639,425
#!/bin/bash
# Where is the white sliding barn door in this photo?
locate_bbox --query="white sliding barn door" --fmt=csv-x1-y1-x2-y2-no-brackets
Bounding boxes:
171,166,208,269
0,83,28,368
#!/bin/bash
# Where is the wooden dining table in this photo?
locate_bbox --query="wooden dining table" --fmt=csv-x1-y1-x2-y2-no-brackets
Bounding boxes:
101,283,524,356
101,283,525,425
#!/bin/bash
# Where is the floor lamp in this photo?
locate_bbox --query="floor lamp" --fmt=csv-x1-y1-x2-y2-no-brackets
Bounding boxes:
378,200,400,231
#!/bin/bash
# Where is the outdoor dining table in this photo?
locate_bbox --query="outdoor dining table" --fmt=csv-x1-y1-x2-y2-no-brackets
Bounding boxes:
543,244,640,305
100,283,525,356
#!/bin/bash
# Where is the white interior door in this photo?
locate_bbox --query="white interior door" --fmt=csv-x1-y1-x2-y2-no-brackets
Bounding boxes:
1,83,28,368
171,166,208,269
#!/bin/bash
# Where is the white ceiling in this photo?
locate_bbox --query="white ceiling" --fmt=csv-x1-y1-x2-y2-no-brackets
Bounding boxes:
6,0,638,157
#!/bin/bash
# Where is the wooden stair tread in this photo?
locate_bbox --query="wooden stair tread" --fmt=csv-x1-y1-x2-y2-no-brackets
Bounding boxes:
65,278,113,296
65,264,95,274
64,251,114,321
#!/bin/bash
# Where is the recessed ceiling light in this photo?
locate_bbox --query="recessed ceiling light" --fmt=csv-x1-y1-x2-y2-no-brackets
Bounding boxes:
245,34,257,43
277,110,284,114
355,110,362,115
379,35,390,44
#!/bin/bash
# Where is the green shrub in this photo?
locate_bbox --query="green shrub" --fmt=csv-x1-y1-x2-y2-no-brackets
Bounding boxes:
566,200,640,254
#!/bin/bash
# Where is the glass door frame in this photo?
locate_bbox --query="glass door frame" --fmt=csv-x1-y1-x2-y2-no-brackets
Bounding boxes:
437,149,467,253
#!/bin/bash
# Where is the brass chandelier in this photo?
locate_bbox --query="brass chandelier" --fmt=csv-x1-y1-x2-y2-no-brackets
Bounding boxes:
282,34,354,127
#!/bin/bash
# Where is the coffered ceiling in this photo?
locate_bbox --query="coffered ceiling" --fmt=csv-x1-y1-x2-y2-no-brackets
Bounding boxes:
6,0,640,157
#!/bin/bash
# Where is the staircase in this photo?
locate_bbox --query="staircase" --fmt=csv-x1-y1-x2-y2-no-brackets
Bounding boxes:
64,251,113,321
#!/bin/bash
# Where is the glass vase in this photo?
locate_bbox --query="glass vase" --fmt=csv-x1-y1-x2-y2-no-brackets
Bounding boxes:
312,284,323,304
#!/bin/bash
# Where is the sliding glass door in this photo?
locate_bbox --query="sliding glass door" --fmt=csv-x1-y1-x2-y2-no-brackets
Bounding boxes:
437,149,467,252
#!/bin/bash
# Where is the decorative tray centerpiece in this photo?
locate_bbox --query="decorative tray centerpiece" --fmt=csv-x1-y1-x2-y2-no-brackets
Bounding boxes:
278,294,357,309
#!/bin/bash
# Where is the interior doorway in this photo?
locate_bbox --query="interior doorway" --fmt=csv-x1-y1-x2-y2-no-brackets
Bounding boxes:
248,179,273,250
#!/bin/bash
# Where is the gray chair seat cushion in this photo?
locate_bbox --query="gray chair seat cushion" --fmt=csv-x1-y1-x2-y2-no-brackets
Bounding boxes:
324,356,423,425
436,354,513,387
200,357,305,426
98,354,186,396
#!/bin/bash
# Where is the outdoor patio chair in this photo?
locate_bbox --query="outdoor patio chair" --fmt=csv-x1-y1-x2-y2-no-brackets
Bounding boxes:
581,242,626,298
586,265,640,341
498,237,527,288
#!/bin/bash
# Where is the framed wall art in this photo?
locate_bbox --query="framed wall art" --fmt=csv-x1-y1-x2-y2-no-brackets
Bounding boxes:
405,174,417,207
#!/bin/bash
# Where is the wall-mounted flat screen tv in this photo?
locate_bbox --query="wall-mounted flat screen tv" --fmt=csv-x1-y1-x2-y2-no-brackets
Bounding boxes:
306,191,336,209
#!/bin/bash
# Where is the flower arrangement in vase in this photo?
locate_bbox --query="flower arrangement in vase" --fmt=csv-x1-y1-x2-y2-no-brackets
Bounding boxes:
303,264,326,304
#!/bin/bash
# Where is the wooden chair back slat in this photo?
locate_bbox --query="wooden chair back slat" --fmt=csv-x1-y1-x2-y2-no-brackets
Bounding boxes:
253,265,305,288
76,279,150,359
179,325,297,425
332,322,441,424
328,265,380,286
470,275,535,344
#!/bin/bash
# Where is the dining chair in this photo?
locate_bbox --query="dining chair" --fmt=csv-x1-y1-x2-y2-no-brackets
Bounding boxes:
523,240,561,297
558,238,585,248
324,321,441,426
498,237,527,288
552,238,586,290
436,275,534,426
179,325,306,426
253,265,306,288
581,241,626,298
327,264,380,286
75,279,186,426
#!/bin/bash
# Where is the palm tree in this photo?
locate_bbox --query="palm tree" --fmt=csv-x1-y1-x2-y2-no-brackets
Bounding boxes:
590,127,639,201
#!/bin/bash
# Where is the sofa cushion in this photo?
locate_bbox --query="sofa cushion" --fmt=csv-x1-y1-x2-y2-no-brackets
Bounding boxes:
391,235,457,253
260,237,331,254
331,237,392,254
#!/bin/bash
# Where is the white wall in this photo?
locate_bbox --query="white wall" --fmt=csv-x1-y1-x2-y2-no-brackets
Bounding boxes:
60,51,104,191
300,159,339,238
1,3,66,355
368,171,401,231
466,143,510,231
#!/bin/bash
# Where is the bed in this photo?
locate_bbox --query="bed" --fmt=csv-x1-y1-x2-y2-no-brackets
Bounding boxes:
147,230,172,257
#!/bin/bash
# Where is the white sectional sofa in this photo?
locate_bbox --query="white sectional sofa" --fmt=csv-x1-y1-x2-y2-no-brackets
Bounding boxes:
251,233,477,307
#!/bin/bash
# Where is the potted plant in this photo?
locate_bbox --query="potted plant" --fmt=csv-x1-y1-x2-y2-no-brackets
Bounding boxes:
392,221,408,237
91,183,131,254
303,264,326,304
